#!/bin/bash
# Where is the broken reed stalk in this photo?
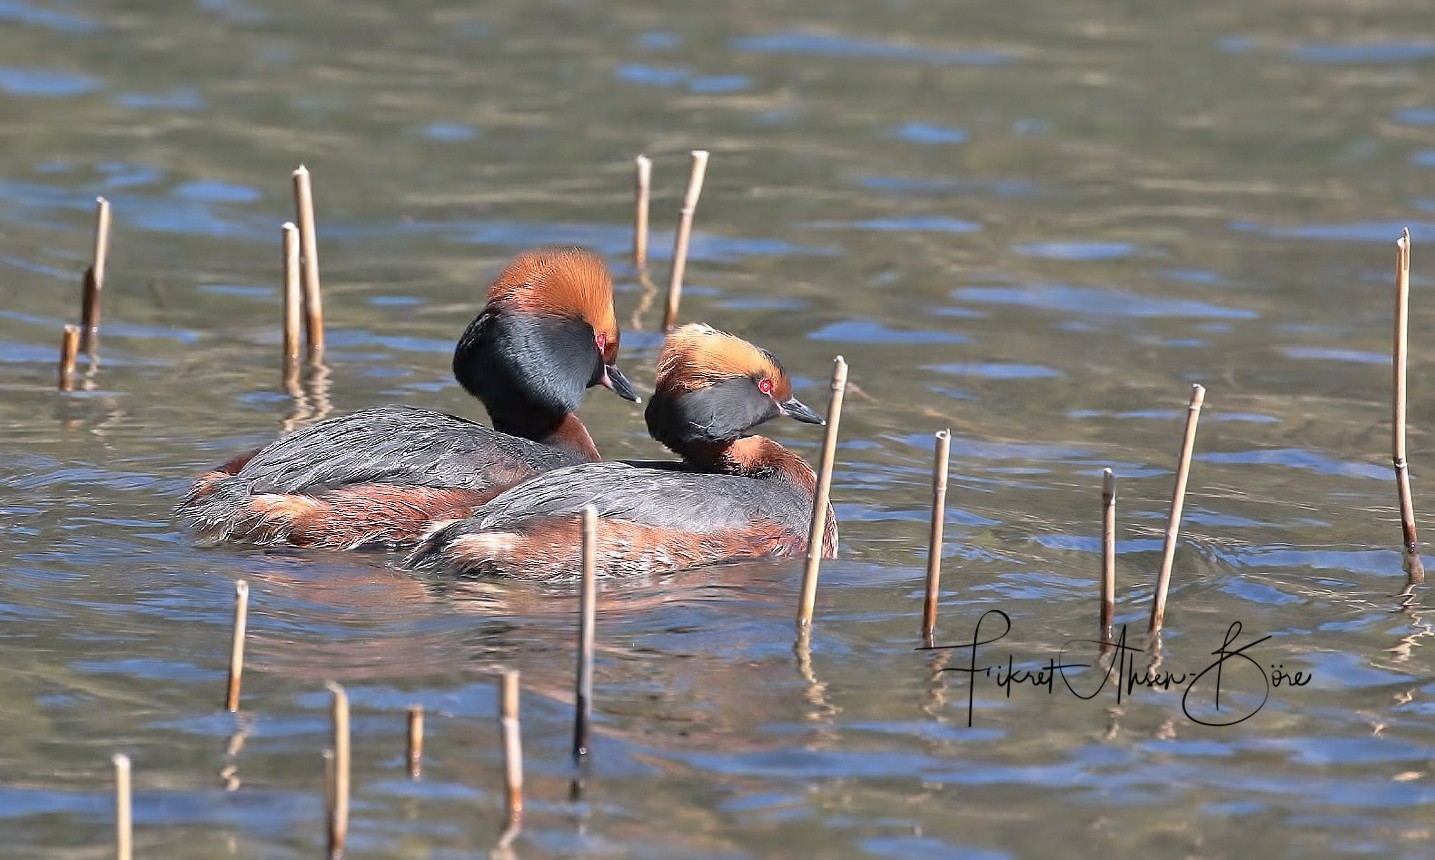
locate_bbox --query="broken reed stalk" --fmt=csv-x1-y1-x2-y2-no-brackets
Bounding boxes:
406,705,424,780
1147,383,1206,639
797,356,848,629
1393,229,1420,554
224,580,250,712
325,682,350,860
80,196,111,354
634,155,652,269
282,222,302,382
1100,469,1116,643
574,505,598,761
498,669,524,846
113,753,132,860
920,429,952,646
292,166,324,359
662,150,710,330
58,324,79,391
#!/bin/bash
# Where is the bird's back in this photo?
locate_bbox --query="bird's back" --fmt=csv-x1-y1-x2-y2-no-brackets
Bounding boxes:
176,404,585,549
468,459,813,535
232,404,579,494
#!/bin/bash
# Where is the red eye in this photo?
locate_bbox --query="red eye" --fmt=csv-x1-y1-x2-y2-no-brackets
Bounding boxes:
595,332,608,352
758,378,774,395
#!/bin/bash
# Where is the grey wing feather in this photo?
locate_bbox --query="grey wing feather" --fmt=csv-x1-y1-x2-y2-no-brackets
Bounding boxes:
235,405,573,493
469,461,803,533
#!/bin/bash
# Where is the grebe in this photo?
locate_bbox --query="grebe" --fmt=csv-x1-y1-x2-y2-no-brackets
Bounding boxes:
177,247,640,549
406,323,837,578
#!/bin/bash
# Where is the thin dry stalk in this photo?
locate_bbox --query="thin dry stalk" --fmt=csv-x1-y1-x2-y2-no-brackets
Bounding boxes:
920,429,952,646
1147,384,1206,639
662,150,710,330
224,580,250,712
406,705,424,780
91,196,111,304
282,222,302,383
634,155,652,269
113,753,131,860
498,669,524,847
574,506,598,761
1101,469,1117,643
322,748,335,833
292,166,324,359
1394,229,1420,554
797,356,848,629
80,197,111,354
58,324,79,391
325,682,350,860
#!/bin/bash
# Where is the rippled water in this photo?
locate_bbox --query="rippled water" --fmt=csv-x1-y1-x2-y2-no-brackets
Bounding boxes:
4,0,1435,857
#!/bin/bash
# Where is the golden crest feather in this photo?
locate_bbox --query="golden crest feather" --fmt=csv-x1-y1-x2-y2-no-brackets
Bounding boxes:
655,324,792,400
486,248,619,355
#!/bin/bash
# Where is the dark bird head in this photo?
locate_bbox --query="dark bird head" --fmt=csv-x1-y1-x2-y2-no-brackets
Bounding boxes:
644,323,822,455
454,247,640,441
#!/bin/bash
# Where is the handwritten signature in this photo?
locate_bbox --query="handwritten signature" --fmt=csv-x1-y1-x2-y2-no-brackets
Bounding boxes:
921,610,1311,727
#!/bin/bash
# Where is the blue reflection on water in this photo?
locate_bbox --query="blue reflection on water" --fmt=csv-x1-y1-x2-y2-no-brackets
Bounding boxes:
733,32,1014,66
0,67,99,97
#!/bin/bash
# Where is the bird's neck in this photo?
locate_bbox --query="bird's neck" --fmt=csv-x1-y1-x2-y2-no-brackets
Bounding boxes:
455,307,598,460
532,412,601,461
681,436,816,489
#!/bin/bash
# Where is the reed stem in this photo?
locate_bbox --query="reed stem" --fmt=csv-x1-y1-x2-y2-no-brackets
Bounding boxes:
1394,229,1420,554
292,166,324,359
80,197,110,354
797,356,848,629
634,155,652,269
498,669,523,847
282,222,302,384
224,580,249,712
58,324,79,391
406,705,424,780
662,150,710,330
574,505,597,761
1100,469,1116,643
920,429,952,646
113,753,131,860
1147,384,1206,639
325,682,349,860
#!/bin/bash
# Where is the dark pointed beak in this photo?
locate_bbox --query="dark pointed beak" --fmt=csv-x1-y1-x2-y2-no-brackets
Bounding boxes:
779,396,824,425
600,363,642,403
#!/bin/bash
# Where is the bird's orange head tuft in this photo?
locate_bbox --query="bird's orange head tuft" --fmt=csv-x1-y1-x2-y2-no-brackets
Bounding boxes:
486,247,621,363
654,324,792,401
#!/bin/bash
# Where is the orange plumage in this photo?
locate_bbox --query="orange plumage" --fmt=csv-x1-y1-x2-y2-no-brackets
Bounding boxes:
487,247,621,363
654,323,793,401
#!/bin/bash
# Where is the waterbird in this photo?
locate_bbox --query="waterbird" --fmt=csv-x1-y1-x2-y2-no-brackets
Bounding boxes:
177,247,640,549
406,323,837,578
